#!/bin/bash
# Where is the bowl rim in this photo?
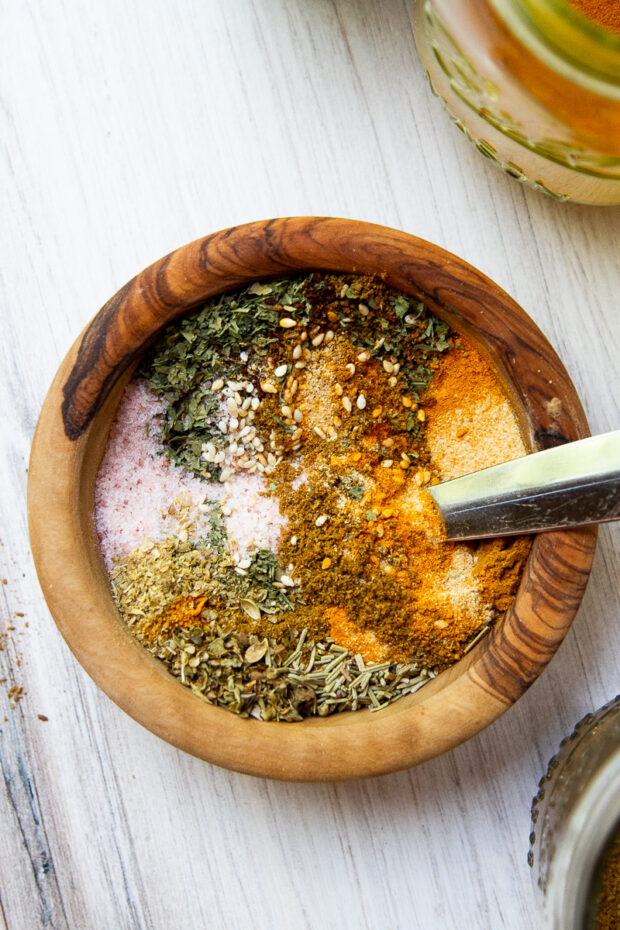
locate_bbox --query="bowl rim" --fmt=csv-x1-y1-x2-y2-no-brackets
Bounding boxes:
27,216,597,781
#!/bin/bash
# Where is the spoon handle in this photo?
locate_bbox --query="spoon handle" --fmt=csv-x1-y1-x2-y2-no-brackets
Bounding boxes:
428,431,620,540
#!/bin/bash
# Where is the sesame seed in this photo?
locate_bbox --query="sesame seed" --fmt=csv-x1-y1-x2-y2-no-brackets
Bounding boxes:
315,515,329,527
342,396,352,413
261,381,278,394
281,405,292,418
357,351,370,362
293,409,303,423
292,345,302,360
358,303,369,316
388,376,398,387
417,409,426,422
382,460,393,468
274,364,288,379
313,426,327,439
251,397,260,410
211,378,224,391
334,383,343,396
280,318,296,328
345,363,356,377
280,575,295,587
311,333,325,347
356,394,366,410
229,417,239,431
325,330,335,342
227,398,238,415
382,360,394,374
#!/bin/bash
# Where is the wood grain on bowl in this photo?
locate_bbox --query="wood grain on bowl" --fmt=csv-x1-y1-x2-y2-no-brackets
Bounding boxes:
28,217,596,781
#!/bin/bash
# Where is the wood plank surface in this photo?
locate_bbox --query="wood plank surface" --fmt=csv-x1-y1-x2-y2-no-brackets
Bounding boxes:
1,1,618,927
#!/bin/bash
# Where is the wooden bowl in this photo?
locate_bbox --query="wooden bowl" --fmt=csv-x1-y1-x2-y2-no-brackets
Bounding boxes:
28,217,596,781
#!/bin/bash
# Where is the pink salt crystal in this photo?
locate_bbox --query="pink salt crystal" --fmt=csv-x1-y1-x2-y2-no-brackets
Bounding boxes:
95,381,287,568
220,474,287,556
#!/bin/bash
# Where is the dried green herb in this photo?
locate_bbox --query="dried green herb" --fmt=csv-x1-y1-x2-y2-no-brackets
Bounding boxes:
138,277,311,477
137,622,436,721
138,272,454,480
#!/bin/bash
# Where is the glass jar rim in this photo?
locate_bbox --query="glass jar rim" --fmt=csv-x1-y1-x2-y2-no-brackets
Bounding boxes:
491,0,620,96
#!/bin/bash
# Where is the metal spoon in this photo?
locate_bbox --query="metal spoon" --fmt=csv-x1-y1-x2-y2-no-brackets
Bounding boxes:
428,431,620,540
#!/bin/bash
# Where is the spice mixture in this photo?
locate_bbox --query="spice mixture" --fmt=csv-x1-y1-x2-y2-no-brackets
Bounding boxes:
567,0,620,34
95,273,530,721
591,827,620,930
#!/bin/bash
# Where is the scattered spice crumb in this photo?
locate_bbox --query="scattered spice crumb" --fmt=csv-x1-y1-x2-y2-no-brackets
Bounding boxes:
545,396,563,421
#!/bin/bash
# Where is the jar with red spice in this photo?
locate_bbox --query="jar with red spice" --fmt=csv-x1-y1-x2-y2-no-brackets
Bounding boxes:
412,0,620,204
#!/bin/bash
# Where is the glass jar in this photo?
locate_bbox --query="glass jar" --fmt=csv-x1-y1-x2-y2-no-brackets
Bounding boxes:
529,695,620,928
412,0,620,204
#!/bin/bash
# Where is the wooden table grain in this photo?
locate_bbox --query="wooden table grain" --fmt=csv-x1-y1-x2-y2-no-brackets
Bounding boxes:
1,1,618,928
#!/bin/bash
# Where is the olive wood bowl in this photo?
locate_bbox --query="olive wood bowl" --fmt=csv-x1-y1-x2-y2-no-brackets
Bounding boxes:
28,217,596,781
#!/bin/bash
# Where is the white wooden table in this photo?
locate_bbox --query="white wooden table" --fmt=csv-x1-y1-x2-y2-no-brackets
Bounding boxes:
1,2,618,928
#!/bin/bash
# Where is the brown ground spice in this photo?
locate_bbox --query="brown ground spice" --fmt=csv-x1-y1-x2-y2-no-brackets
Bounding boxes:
592,828,620,929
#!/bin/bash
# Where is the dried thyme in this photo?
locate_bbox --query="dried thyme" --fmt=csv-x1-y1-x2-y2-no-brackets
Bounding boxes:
137,622,436,721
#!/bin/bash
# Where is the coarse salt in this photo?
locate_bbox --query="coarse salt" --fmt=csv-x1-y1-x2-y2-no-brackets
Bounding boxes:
95,381,287,569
